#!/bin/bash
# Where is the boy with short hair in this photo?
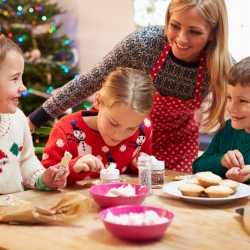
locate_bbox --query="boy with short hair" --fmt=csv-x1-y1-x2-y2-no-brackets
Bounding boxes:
193,57,250,184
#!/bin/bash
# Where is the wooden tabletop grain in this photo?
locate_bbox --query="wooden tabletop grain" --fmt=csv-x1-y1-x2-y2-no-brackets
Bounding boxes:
0,171,249,250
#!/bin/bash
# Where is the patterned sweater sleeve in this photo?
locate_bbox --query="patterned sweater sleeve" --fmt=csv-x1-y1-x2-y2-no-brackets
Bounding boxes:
18,110,45,189
29,28,150,127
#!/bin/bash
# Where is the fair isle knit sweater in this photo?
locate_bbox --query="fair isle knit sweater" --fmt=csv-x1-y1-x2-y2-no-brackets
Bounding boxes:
0,109,44,194
30,26,209,126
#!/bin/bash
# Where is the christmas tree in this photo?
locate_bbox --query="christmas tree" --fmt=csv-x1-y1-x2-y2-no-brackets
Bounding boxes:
0,0,79,156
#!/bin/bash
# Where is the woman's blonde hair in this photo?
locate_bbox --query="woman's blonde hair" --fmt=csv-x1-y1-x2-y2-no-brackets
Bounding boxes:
99,67,155,114
165,0,233,131
0,34,23,66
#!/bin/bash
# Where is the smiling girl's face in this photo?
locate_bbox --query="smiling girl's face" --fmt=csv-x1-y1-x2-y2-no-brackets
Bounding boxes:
0,50,26,114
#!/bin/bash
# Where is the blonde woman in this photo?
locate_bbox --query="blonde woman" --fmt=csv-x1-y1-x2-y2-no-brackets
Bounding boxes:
42,67,154,185
30,0,232,173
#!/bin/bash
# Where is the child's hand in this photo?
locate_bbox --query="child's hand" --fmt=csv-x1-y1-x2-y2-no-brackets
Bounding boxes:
73,154,104,173
42,165,68,189
221,150,244,169
225,166,250,183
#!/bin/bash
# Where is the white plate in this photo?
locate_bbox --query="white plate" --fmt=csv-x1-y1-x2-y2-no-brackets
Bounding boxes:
161,180,250,205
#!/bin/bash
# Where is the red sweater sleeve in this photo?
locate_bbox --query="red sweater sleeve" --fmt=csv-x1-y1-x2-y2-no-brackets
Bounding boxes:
42,124,70,168
42,121,99,185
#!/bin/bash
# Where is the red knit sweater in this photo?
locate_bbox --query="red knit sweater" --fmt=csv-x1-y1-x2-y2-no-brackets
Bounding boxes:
42,111,152,184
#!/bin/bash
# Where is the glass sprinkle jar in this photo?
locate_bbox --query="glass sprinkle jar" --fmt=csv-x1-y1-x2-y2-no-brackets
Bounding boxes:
151,158,165,189
138,154,152,192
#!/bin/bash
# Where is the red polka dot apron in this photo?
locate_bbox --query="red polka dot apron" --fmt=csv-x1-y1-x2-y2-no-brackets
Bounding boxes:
150,43,206,173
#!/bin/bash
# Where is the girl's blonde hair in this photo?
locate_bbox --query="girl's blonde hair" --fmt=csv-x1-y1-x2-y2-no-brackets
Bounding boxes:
165,0,233,131
0,34,23,66
99,67,155,114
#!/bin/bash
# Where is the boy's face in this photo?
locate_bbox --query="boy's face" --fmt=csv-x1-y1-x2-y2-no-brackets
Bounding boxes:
227,83,250,132
96,100,146,147
0,50,25,114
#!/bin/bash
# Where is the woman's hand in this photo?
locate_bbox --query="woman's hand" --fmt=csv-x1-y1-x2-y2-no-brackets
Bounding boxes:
73,154,104,173
42,165,68,189
221,150,244,169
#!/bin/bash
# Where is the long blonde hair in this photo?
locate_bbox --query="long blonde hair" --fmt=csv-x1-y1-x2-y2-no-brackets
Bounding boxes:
99,67,155,115
165,0,232,131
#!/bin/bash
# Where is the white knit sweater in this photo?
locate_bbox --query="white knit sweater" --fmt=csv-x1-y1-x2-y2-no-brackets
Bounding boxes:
0,108,44,194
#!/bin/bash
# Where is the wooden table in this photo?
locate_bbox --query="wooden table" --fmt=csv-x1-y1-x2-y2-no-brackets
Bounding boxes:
0,172,250,250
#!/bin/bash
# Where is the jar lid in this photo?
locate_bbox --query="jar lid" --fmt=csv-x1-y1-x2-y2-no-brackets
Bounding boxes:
138,154,149,161
151,157,165,171
138,153,151,165
100,168,120,180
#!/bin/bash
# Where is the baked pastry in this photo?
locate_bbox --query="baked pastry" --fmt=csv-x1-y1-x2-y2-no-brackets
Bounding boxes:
187,177,200,185
178,183,204,197
220,179,239,193
196,171,222,187
204,185,234,198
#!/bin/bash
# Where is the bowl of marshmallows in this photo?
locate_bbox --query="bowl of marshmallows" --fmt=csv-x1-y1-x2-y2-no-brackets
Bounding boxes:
89,182,149,208
99,205,174,241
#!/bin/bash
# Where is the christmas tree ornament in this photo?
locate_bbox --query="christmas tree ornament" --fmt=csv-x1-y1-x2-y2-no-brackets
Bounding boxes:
49,24,56,33
28,7,34,13
30,48,41,61
46,86,54,94
41,15,47,21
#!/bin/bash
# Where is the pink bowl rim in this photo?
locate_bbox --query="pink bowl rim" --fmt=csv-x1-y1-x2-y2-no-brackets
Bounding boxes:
99,205,174,227
90,182,149,198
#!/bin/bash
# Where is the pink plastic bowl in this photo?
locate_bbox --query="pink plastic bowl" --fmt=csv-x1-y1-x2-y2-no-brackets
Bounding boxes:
100,205,174,241
89,182,148,208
